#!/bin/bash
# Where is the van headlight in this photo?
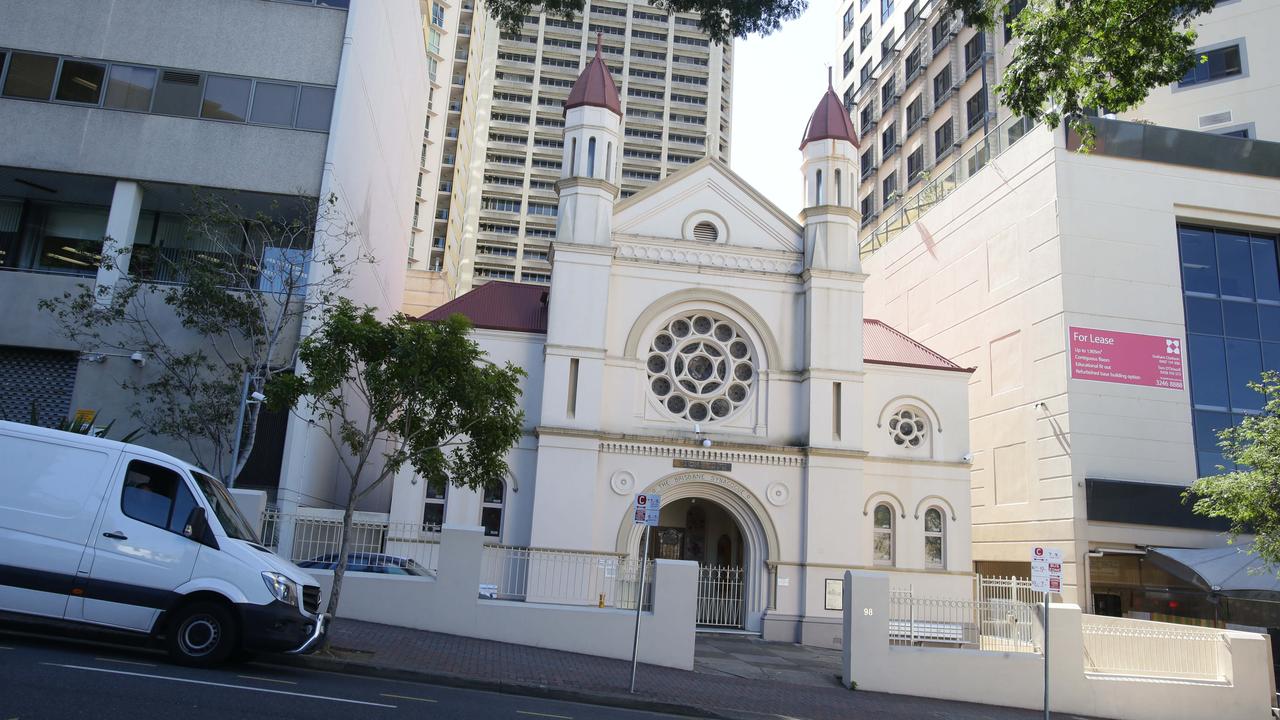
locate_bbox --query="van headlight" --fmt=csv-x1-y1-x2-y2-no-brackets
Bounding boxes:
262,572,299,607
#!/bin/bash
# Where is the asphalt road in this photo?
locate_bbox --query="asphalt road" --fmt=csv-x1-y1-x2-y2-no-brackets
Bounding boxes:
0,629,702,720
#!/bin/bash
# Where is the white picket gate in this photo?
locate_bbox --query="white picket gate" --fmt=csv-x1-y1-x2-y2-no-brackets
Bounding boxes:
697,564,745,628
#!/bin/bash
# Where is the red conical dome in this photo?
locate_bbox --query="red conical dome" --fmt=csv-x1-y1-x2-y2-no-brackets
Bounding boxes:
800,70,858,150
564,34,621,117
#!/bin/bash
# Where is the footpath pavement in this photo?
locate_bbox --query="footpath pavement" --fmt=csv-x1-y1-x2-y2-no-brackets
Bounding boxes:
270,618,1092,720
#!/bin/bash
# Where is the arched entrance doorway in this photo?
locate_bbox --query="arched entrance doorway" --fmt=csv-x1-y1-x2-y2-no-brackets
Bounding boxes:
615,472,778,633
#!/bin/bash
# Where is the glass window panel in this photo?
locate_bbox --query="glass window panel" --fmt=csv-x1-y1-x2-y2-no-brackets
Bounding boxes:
1193,410,1232,453
874,504,892,529
1258,305,1280,342
873,531,892,562
1224,338,1263,411
1222,300,1259,339
483,481,504,504
1254,237,1280,303
54,60,106,104
425,477,447,500
38,205,109,275
1184,297,1222,335
3,52,59,100
1188,334,1229,408
480,507,502,537
1179,226,1218,295
1263,342,1280,374
249,81,298,126
0,51,6,77
924,508,942,532
104,64,157,111
1216,231,1255,299
153,70,205,117
201,75,251,122
422,503,444,528
295,85,334,131
925,536,943,565
1197,451,1229,477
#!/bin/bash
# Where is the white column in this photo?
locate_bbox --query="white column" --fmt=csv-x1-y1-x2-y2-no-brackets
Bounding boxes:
95,180,143,300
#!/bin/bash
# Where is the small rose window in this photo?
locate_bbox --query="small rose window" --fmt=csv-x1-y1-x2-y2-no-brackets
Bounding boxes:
888,408,927,448
647,312,756,423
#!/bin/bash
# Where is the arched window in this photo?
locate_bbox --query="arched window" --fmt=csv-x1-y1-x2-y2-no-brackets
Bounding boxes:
814,169,823,205
835,168,843,205
587,136,596,178
888,407,928,449
422,476,448,531
605,141,613,181
480,479,505,538
873,504,894,566
924,507,945,569
569,137,577,176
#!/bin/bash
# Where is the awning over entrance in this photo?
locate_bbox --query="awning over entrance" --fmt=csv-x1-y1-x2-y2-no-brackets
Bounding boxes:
1146,545,1280,627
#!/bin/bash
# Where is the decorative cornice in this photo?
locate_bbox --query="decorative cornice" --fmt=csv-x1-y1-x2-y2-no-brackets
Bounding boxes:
600,441,807,468
614,238,805,275
555,176,619,197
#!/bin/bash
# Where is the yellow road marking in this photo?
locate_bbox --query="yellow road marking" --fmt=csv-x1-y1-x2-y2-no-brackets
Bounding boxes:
95,657,155,667
236,674,297,685
380,693,437,703
517,712,572,719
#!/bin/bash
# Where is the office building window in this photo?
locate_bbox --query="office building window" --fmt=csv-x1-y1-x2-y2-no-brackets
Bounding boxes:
860,102,876,134
907,146,924,183
881,124,897,157
860,192,876,223
1004,0,1027,42
860,19,873,52
882,172,897,206
905,45,922,82
1181,225,1280,476
933,65,953,105
2,52,58,100
881,76,896,107
966,89,987,131
1179,44,1243,87
54,60,106,104
881,0,894,22
201,75,251,122
104,65,157,111
843,7,855,36
964,33,986,73
35,204,109,275
881,30,897,58
295,85,335,130
249,82,298,126
861,147,876,178
935,118,954,155
932,15,953,50
906,94,924,130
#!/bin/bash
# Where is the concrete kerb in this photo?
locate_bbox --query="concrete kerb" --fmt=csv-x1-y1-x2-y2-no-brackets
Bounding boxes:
260,652,732,719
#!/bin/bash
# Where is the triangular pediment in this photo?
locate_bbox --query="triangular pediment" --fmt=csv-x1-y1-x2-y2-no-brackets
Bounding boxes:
612,158,804,254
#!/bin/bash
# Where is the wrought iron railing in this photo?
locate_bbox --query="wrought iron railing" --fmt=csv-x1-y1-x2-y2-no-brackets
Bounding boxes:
697,565,745,628
861,114,1038,260
1081,615,1228,682
890,588,1038,653
479,545,653,610
261,510,442,573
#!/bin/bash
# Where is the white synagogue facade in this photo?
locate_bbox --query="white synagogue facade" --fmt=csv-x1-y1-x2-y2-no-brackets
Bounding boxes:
391,46,975,646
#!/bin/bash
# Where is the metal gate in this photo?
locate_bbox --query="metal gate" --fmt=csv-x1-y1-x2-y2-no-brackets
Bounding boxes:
697,564,745,628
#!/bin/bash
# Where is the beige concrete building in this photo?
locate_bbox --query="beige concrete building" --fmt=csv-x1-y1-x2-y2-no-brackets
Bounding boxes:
859,117,1280,625
416,3,733,304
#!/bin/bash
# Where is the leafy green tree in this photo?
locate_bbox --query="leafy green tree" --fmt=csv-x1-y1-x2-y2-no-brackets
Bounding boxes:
1186,372,1280,569
484,0,804,44
267,300,526,618
946,0,1217,144
40,192,364,484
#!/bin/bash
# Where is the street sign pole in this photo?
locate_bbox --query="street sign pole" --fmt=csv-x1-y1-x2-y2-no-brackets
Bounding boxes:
629,523,649,694
1043,589,1050,720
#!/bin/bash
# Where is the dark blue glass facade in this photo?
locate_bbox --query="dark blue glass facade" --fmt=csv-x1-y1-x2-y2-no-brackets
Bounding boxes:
1179,225,1280,475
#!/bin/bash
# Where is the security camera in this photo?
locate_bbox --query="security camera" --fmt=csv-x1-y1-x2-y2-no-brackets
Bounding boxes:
249,391,267,403
701,438,712,448
129,351,146,367
962,452,974,464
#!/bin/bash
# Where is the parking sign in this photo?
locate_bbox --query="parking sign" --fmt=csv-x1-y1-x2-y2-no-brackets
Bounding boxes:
634,493,661,526
1030,546,1063,594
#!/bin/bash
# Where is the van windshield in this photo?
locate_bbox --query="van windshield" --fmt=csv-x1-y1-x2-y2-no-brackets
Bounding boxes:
191,471,260,544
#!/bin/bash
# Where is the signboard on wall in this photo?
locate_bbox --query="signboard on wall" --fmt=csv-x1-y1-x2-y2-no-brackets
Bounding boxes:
1068,327,1184,390
824,578,843,611
633,493,661,526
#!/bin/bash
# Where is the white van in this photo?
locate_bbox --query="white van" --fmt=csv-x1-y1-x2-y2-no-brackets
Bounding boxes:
0,421,327,666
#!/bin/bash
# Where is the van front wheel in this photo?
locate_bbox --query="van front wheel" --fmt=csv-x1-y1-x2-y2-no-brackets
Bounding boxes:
166,601,238,667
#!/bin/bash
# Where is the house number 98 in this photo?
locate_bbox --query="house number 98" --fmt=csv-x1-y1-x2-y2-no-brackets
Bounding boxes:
863,608,874,616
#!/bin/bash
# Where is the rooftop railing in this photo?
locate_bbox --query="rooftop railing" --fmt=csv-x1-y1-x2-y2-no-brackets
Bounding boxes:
860,114,1037,260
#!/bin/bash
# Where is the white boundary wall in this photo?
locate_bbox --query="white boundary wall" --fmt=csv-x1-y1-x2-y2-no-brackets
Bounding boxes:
307,525,698,669
841,571,1275,720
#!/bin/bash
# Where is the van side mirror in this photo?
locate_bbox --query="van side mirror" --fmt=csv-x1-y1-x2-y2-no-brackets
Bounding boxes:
183,507,218,549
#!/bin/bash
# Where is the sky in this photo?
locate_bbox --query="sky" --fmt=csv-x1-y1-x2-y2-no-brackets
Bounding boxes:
728,0,841,219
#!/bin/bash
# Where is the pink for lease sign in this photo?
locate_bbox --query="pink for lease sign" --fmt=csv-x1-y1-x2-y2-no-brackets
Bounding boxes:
1069,327,1185,390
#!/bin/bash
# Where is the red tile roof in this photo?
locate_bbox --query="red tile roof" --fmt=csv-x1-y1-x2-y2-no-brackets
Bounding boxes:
863,319,972,373
422,285,967,373
800,72,859,150
564,35,621,117
419,281,548,334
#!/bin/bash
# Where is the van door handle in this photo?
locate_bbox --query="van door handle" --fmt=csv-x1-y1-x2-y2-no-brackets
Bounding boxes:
103,531,128,541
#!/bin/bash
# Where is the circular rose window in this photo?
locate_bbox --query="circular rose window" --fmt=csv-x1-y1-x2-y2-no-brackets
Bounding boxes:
888,408,927,448
646,313,756,423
